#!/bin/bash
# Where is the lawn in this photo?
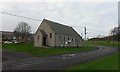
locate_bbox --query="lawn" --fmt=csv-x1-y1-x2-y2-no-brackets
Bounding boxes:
65,52,118,70
82,41,120,48
2,43,96,57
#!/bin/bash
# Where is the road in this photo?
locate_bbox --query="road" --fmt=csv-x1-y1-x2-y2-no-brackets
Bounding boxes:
2,45,118,70
2,49,32,61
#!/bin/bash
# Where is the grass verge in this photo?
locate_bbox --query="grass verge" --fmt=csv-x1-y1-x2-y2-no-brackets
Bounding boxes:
65,53,118,70
2,43,96,57
82,41,120,48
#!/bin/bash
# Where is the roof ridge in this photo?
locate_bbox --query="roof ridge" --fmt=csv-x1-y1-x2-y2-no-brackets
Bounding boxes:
1,31,13,33
43,19,72,28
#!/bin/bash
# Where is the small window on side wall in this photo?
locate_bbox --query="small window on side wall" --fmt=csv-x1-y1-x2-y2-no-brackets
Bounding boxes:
50,33,52,38
64,37,65,41
37,35,39,41
59,35,61,41
72,38,73,41
68,37,69,40
75,38,77,43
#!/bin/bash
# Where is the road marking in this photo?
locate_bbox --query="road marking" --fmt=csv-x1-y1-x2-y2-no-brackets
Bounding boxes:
99,47,103,49
13,59,46,66
16,60,52,67
62,56,71,59
62,54,76,57
61,54,77,59
62,57,66,59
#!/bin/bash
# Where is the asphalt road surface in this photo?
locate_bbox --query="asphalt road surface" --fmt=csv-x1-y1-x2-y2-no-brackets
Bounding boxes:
2,49,32,61
2,45,118,70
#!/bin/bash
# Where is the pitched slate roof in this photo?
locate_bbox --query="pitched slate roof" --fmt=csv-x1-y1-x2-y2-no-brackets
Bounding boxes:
43,19,81,38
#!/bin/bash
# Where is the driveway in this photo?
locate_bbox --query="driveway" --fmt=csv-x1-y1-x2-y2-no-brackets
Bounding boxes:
2,45,118,70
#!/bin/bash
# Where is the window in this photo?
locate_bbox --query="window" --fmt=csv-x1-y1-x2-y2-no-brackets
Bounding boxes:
64,37,65,41
72,38,73,41
59,35,61,41
2,35,5,38
68,37,69,40
50,33,52,38
75,38,77,43
37,35,39,41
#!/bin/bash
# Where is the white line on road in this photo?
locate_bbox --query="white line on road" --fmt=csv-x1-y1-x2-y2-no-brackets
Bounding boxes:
62,57,66,59
16,60,52,67
61,54,77,59
12,59,46,66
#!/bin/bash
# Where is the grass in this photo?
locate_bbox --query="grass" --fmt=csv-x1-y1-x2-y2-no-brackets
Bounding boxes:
65,53,118,70
82,41,120,48
2,43,96,57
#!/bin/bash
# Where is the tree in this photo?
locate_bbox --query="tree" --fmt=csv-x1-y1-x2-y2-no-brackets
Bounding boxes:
110,26,120,41
14,22,31,42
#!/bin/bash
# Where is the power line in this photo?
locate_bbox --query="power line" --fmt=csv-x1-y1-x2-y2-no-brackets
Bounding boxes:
73,25,106,33
0,12,41,21
1,11,107,34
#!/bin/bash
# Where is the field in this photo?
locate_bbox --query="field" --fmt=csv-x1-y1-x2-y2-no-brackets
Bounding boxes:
82,41,120,48
2,43,96,57
66,52,118,70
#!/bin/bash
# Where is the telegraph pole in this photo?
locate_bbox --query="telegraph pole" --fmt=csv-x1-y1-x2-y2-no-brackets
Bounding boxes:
84,27,87,40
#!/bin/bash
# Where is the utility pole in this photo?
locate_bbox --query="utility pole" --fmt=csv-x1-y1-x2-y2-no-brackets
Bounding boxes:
84,27,87,40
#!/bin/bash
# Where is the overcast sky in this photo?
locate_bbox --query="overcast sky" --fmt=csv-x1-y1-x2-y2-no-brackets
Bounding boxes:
0,0,119,38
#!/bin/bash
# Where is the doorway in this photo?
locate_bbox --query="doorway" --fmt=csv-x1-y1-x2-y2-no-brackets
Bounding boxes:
43,37,46,46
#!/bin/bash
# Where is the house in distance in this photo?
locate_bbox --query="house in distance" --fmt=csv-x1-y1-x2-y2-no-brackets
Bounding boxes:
34,19,82,47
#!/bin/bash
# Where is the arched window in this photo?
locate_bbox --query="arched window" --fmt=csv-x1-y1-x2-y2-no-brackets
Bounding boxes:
75,38,77,43
59,35,61,41
72,38,73,41
68,37,69,40
64,37,65,41
50,33,52,38
37,35,39,41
